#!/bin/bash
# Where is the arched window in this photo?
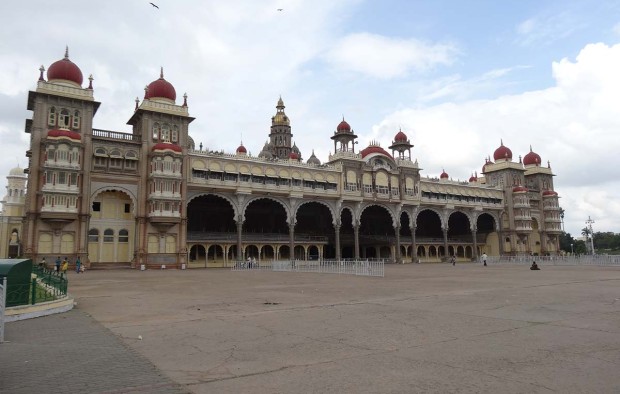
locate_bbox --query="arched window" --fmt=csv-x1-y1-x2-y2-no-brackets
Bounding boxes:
59,109,70,128
103,229,114,242
118,229,129,243
161,124,170,142
152,123,160,141
72,110,80,129
88,229,99,242
171,125,179,142
48,107,57,126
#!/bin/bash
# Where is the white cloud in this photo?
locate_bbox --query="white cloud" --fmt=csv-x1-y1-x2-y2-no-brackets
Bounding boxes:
515,11,583,46
370,42,620,235
325,33,458,79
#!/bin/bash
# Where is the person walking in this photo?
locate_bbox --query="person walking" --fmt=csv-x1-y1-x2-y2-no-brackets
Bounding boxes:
482,252,488,267
75,257,82,273
55,256,61,272
39,257,46,268
451,255,456,266
61,258,69,277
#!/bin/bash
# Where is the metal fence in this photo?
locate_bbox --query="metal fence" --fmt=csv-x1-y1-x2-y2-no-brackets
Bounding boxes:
3,266,69,308
0,277,6,343
232,259,385,277
488,255,620,266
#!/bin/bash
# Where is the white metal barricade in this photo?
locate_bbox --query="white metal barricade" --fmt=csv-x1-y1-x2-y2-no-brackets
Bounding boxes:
236,259,384,277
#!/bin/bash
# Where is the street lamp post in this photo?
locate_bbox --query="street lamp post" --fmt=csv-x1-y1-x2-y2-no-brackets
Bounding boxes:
585,216,595,255
570,243,574,255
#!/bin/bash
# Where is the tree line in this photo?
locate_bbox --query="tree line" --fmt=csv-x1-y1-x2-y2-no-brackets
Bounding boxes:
559,231,620,254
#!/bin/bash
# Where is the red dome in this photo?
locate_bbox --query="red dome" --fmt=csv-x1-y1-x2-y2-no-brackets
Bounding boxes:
523,147,541,166
236,144,247,154
394,130,408,142
440,170,449,179
512,186,528,193
145,68,176,102
469,175,477,182
336,119,351,133
47,129,81,141
493,141,513,161
152,142,182,153
289,151,300,160
542,190,558,197
47,49,83,86
360,145,393,159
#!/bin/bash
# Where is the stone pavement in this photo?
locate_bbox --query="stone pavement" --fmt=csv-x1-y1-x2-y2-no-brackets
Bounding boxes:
0,309,187,393
4,264,620,393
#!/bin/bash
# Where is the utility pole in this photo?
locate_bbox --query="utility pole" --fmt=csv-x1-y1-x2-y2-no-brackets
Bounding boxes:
585,216,595,255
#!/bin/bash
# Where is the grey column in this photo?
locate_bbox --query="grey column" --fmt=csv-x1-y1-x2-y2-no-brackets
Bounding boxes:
394,224,401,263
289,223,295,260
334,224,341,261
472,228,478,260
443,227,449,259
354,223,360,259
411,226,416,263
236,220,243,261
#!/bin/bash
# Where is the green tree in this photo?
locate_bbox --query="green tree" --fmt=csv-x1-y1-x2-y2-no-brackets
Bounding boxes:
559,207,565,232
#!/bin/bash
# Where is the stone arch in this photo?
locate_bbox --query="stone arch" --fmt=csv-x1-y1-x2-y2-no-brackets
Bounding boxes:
295,200,336,226
474,211,500,231
448,210,472,230
91,186,137,214
242,196,290,224
358,203,397,228
187,192,238,219
414,207,445,229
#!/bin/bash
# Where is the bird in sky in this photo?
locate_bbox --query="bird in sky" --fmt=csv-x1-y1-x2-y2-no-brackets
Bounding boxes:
277,8,283,11
149,2,159,9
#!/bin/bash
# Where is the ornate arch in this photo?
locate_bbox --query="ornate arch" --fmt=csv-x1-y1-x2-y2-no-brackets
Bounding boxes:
474,211,501,232
186,192,239,221
414,207,445,229
358,202,398,228
338,205,355,227
90,186,137,215
242,196,291,224
295,200,336,227
447,209,473,231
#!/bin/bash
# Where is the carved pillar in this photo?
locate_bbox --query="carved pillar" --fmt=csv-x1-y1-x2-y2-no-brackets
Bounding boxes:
394,224,401,263
472,227,478,260
236,218,243,261
411,226,416,263
498,228,504,254
443,227,449,259
335,224,341,261
353,223,360,259
289,223,295,260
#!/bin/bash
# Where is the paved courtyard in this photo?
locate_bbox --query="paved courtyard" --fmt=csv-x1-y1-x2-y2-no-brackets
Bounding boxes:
5,263,620,393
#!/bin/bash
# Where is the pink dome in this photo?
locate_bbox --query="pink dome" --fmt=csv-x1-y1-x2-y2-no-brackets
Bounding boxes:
47,129,81,141
523,146,542,166
493,141,513,161
469,174,477,182
512,186,528,193
542,190,558,197
152,142,182,153
394,130,407,142
336,119,351,133
236,144,247,154
47,48,83,86
440,170,449,179
145,68,176,102
360,145,393,159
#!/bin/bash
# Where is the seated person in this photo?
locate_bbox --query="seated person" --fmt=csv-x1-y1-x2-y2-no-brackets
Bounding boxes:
530,261,540,270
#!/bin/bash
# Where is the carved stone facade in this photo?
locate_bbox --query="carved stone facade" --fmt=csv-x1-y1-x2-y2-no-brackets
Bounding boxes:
2,50,563,266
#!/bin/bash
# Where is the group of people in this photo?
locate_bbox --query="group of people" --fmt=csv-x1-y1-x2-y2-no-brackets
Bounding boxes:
45,256,84,275
450,253,488,266
246,256,258,268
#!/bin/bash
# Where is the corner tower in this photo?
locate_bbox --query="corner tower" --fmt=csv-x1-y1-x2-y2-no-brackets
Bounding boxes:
269,97,294,159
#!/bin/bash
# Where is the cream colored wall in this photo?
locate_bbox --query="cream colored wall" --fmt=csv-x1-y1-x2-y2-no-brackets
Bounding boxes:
89,191,135,263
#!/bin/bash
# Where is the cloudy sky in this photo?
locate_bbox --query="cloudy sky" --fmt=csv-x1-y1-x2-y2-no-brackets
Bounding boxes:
1,0,619,237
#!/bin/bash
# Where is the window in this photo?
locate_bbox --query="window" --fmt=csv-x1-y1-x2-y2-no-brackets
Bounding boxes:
57,172,66,185
59,109,70,128
171,125,178,142
70,173,78,186
161,124,170,142
103,229,114,242
95,148,107,156
125,160,137,170
94,157,107,167
88,229,99,242
152,123,160,141
124,203,130,213
109,158,122,168
92,202,101,212
48,107,57,126
46,171,53,184
118,229,129,243
72,111,80,129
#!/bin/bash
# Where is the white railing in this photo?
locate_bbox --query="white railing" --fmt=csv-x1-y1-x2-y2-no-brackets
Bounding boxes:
232,259,385,277
488,255,620,266
0,277,6,343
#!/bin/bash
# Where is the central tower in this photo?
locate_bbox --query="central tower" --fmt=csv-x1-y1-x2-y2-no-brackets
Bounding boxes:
269,97,293,159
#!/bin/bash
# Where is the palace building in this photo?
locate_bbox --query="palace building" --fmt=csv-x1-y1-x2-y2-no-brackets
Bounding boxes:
0,49,563,267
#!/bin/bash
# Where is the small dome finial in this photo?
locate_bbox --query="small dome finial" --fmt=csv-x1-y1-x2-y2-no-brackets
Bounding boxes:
160,66,164,79
64,46,69,59
135,97,140,111
88,74,93,89
183,92,188,107
38,65,45,81
500,138,504,146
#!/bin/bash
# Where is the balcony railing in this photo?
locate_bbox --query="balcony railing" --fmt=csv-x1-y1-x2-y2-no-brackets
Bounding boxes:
92,129,141,142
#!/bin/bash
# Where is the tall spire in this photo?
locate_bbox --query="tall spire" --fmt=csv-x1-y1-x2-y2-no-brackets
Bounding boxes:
160,66,164,79
64,45,69,59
